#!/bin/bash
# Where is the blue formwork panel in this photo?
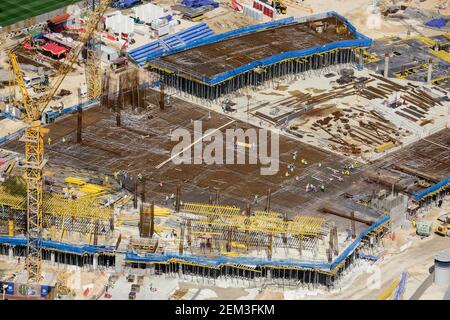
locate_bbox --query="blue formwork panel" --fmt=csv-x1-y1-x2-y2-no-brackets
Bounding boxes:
0,236,114,255
128,22,215,66
125,215,390,272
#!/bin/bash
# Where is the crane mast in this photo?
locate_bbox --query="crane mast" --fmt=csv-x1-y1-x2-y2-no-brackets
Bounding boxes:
7,0,113,283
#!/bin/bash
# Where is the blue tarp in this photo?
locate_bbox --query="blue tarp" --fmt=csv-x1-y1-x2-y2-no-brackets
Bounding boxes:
128,23,215,66
424,18,447,28
412,177,450,201
125,215,390,272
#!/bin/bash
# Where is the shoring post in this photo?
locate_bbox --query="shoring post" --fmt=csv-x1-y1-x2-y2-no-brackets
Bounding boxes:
77,105,82,143
150,201,155,238
283,212,288,245
351,211,356,239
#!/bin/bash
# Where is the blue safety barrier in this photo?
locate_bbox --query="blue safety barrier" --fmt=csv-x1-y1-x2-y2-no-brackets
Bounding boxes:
125,215,390,272
0,236,114,255
412,177,450,201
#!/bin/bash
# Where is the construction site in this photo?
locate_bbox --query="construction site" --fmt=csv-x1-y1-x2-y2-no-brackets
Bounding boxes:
0,0,449,301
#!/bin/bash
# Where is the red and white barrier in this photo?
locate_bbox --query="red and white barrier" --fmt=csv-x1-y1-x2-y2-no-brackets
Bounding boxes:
252,0,274,18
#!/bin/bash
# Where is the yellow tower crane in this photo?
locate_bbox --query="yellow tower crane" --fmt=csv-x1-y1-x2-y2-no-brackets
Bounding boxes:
7,0,113,284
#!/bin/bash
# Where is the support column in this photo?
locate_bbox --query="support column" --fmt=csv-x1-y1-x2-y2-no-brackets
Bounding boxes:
93,254,98,270
150,201,155,238
333,226,339,256
8,246,13,260
175,183,181,212
159,82,165,110
51,251,55,265
384,53,389,78
351,211,356,239
427,58,433,85
133,179,138,210
179,222,185,255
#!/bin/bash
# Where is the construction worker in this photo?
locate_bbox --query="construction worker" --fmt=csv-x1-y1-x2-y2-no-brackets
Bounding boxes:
164,195,169,205
318,162,322,168
62,137,66,143
285,171,290,177
137,173,143,181
254,194,258,204
320,184,325,192
292,151,297,160
113,171,119,180
104,175,109,185
47,137,52,145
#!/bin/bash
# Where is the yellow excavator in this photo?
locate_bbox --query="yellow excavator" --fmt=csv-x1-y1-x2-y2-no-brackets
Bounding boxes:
435,214,450,237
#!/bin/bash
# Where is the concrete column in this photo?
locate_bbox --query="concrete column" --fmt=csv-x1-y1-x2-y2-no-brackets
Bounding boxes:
8,247,13,260
427,59,433,85
93,254,99,270
51,252,55,265
384,53,389,78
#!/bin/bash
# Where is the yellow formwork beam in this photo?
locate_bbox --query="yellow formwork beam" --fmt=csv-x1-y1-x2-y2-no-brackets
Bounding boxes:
0,186,113,221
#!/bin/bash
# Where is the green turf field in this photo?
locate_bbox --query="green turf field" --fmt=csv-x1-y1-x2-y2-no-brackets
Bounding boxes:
0,0,79,27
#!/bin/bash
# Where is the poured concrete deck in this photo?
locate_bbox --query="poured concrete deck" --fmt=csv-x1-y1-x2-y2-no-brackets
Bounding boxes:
150,16,355,80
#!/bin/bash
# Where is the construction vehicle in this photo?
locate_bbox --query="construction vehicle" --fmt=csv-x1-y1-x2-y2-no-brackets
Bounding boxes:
261,0,286,14
6,0,113,285
435,214,450,237
271,0,287,14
